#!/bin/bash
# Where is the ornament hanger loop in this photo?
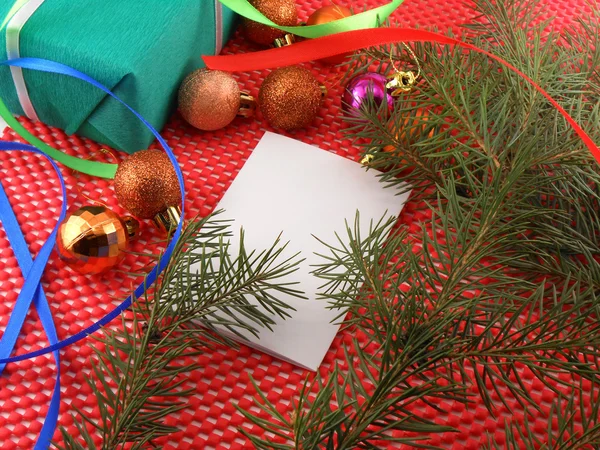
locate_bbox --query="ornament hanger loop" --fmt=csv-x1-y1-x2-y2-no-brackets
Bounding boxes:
386,43,421,96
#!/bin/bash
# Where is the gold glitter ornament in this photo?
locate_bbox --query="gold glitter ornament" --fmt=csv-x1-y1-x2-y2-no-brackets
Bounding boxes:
114,149,181,232
56,205,139,275
178,69,256,131
259,66,325,131
243,0,298,46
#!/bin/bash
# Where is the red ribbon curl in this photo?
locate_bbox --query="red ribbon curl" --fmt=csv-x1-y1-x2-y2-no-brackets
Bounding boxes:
204,28,600,164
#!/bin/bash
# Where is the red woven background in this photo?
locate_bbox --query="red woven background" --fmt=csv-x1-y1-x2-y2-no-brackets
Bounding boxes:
0,0,595,448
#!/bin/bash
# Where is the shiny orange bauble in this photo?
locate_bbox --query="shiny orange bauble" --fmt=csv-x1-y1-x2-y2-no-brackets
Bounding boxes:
306,5,353,65
382,109,433,165
386,108,433,146
259,66,324,131
114,149,180,220
56,206,139,275
243,0,298,46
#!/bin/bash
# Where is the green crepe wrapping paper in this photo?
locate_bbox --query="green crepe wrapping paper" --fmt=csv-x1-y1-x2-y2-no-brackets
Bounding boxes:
0,0,237,153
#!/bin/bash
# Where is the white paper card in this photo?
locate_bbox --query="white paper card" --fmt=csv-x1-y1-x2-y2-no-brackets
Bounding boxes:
209,132,410,371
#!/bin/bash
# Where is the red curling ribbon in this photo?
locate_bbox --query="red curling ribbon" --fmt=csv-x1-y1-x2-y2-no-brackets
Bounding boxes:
203,28,600,164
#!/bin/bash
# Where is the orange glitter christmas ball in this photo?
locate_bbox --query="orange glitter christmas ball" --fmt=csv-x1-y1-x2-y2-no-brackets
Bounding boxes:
385,108,433,149
363,109,434,166
306,5,353,65
243,0,298,46
178,69,241,131
56,206,139,275
114,149,180,219
259,66,324,131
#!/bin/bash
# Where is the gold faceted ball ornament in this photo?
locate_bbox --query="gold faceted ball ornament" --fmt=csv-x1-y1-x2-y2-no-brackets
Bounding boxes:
114,149,181,232
178,69,256,131
259,66,325,131
243,0,298,46
56,205,139,275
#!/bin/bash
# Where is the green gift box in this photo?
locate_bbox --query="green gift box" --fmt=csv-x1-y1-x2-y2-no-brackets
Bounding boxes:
0,0,237,153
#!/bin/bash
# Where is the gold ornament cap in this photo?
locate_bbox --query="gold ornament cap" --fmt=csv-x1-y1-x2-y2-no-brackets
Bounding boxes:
178,69,255,131
361,153,377,166
386,71,417,96
123,215,140,239
239,91,257,118
152,205,182,234
273,33,296,48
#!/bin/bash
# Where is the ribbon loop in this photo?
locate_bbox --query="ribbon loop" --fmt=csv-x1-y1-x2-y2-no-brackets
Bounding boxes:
0,57,185,365
0,57,186,448
5,0,45,121
0,143,66,449
218,0,404,38
203,27,600,164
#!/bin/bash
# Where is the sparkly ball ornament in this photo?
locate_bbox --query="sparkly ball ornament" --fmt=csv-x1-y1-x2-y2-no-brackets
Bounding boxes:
391,108,434,142
243,0,298,46
178,69,256,131
362,109,434,165
343,73,394,115
114,149,181,232
259,66,326,131
306,5,353,65
56,205,139,275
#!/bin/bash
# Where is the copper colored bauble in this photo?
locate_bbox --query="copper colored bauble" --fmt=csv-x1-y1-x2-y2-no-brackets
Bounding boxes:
56,205,139,275
306,5,353,64
387,108,433,144
362,109,433,165
259,66,325,131
243,0,298,46
114,149,181,231
178,69,256,131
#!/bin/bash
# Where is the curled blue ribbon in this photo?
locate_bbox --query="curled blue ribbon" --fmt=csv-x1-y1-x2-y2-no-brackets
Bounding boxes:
0,57,186,448
0,143,65,449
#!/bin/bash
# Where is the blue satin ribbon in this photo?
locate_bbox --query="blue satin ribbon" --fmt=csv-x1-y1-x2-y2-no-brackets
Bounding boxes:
0,143,65,449
0,57,186,447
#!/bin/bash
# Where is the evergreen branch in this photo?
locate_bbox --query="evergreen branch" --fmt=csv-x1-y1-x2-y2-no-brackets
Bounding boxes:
240,335,466,450
485,384,600,449
243,0,600,447
59,0,600,448
54,214,304,449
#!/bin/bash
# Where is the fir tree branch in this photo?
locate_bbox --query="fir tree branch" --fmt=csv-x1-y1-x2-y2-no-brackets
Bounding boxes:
54,214,304,449
59,0,600,447
485,385,600,449
243,0,600,447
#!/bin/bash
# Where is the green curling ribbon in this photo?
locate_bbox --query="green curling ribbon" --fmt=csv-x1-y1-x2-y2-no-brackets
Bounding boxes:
219,0,405,38
0,0,118,178
0,0,404,179
0,98,118,178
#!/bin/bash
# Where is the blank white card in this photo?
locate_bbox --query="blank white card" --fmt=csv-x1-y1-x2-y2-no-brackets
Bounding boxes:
210,132,410,371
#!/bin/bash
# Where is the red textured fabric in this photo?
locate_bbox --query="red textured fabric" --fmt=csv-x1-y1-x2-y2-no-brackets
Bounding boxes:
0,1,595,449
